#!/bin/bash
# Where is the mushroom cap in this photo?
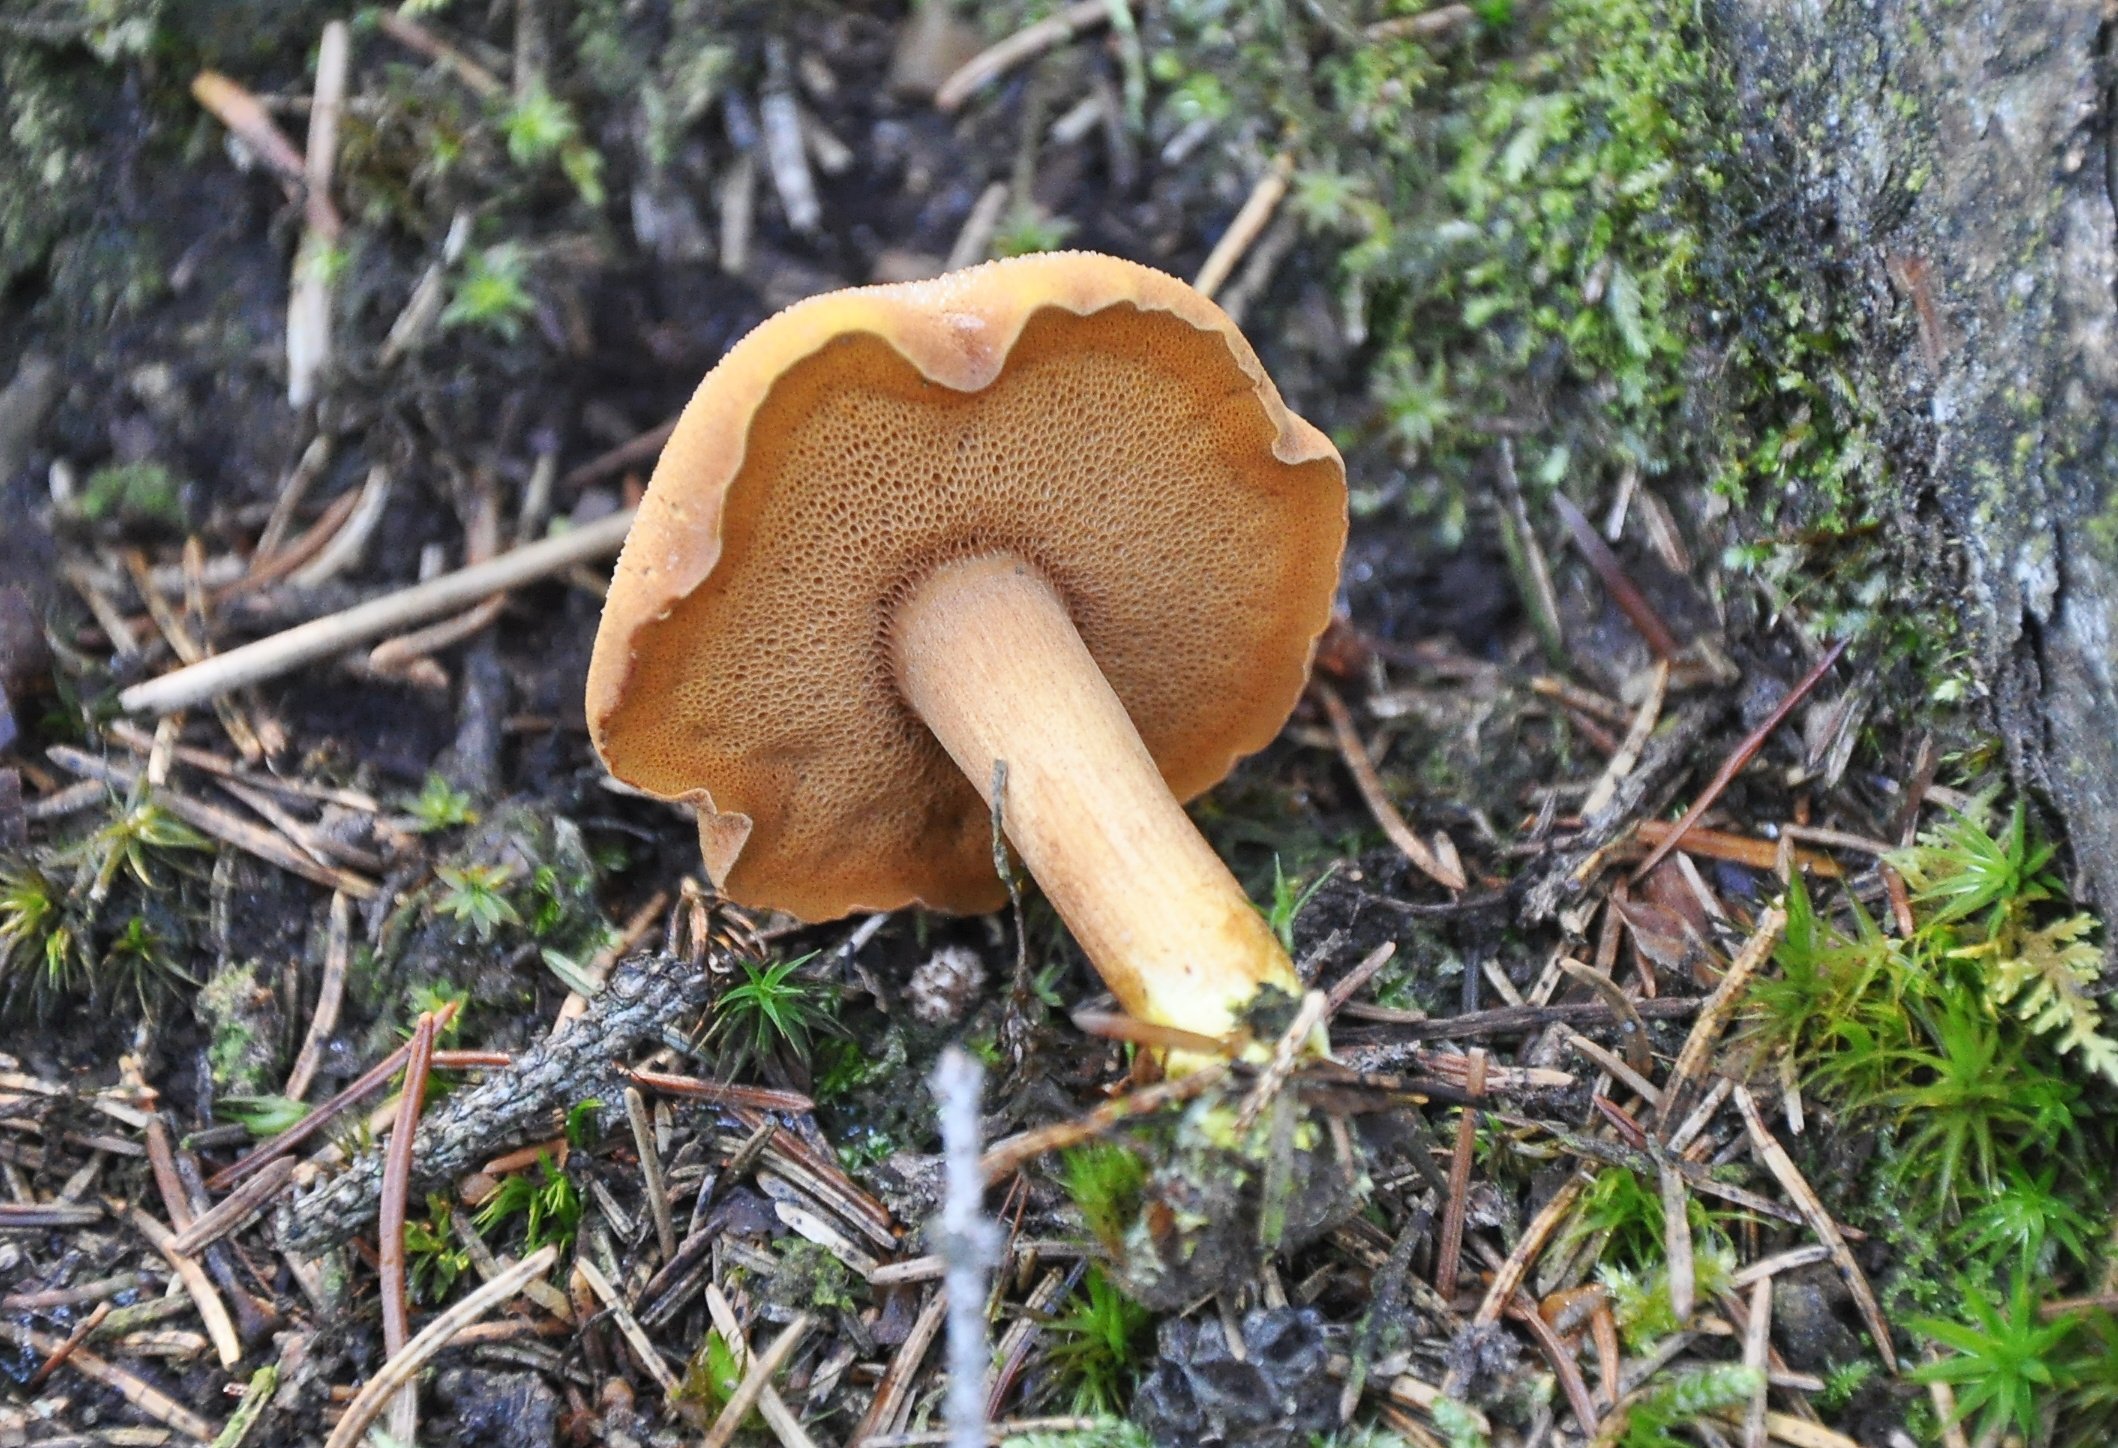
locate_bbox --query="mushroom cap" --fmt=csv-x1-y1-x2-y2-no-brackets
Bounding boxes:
587,251,1347,920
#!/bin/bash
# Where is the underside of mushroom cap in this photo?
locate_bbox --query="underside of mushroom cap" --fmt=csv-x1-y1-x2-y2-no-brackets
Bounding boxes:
587,251,1347,921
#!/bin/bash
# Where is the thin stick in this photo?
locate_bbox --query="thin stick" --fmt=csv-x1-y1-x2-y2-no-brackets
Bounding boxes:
1315,684,1465,890
704,1285,819,1448
1631,638,1849,882
574,1254,680,1393
979,1063,1229,1183
934,0,1113,112
625,1086,677,1264
118,509,637,715
1743,1277,1772,1448
1194,152,1293,300
1732,1086,1896,1372
284,891,353,1101
561,421,678,491
191,73,332,228
1469,1171,1585,1329
0,1324,216,1442
208,999,462,1192
1325,941,1398,1015
1654,905,1787,1131
1552,492,1681,660
130,1208,243,1368
323,1246,558,1448
379,1011,441,1445
165,1157,296,1257
701,1313,814,1448
1233,989,1329,1134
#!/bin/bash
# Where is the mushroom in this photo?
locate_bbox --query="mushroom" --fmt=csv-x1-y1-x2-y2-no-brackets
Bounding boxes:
587,252,1346,1047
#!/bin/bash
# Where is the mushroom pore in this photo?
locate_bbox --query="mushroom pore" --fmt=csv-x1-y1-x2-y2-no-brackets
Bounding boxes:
587,252,1348,1047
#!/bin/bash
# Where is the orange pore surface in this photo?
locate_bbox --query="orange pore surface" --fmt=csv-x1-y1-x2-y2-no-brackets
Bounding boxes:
591,260,1346,921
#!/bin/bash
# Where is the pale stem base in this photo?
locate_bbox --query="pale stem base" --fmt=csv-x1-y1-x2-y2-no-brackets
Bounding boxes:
893,553,1301,1040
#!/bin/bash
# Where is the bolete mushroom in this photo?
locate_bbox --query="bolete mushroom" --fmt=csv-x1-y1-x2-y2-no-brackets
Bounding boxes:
587,252,1346,1045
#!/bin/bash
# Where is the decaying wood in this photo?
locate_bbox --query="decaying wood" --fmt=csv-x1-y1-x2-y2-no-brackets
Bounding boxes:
281,949,712,1251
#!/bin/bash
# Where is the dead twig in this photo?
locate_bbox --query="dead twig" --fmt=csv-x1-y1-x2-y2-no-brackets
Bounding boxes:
118,508,636,716
1654,905,1787,1131
1552,492,1681,661
1731,1086,1896,1373
978,1062,1230,1184
1316,683,1465,890
1631,639,1850,882
702,1314,815,1448
322,1247,559,1448
283,891,353,1101
1194,152,1294,300
935,0,1115,112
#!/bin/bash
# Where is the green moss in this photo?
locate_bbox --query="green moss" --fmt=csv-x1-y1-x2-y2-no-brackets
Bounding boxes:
196,959,281,1094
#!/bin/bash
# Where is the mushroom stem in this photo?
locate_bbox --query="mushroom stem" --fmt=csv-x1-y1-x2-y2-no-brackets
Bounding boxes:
894,554,1303,1042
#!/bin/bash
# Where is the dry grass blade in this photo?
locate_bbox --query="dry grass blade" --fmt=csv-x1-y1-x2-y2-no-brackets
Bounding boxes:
1743,1276,1772,1448
1658,1160,1694,1324
624,1086,677,1264
1324,941,1398,1015
1471,1171,1585,1330
1581,659,1670,818
1631,821,1844,878
322,1246,558,1448
190,73,330,227
856,1290,946,1440
1433,1048,1486,1297
283,890,353,1101
1631,638,1849,882
1316,683,1466,890
1731,1086,1896,1372
702,1313,815,1448
574,1254,680,1393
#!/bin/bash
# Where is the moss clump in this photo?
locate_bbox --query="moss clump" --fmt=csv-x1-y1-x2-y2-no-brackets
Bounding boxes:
196,958,284,1095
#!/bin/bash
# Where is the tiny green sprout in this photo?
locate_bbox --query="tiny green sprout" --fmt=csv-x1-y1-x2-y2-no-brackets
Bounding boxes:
1956,1163,2098,1274
72,795,210,903
405,981,468,1039
1897,801,2057,933
105,914,192,1001
78,461,184,527
1615,1365,1765,1448
1044,1266,1153,1418
404,1195,470,1303
1912,1275,2079,1446
564,1098,603,1150
0,861,73,1001
1817,1359,1876,1411
217,1095,309,1138
1060,1141,1146,1251
703,953,841,1076
406,774,477,832
473,1151,582,1252
432,864,521,941
1260,857,1336,954
991,203,1076,259
497,82,605,206
499,82,579,166
1878,994,2078,1211
443,245,536,341
677,1328,749,1419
